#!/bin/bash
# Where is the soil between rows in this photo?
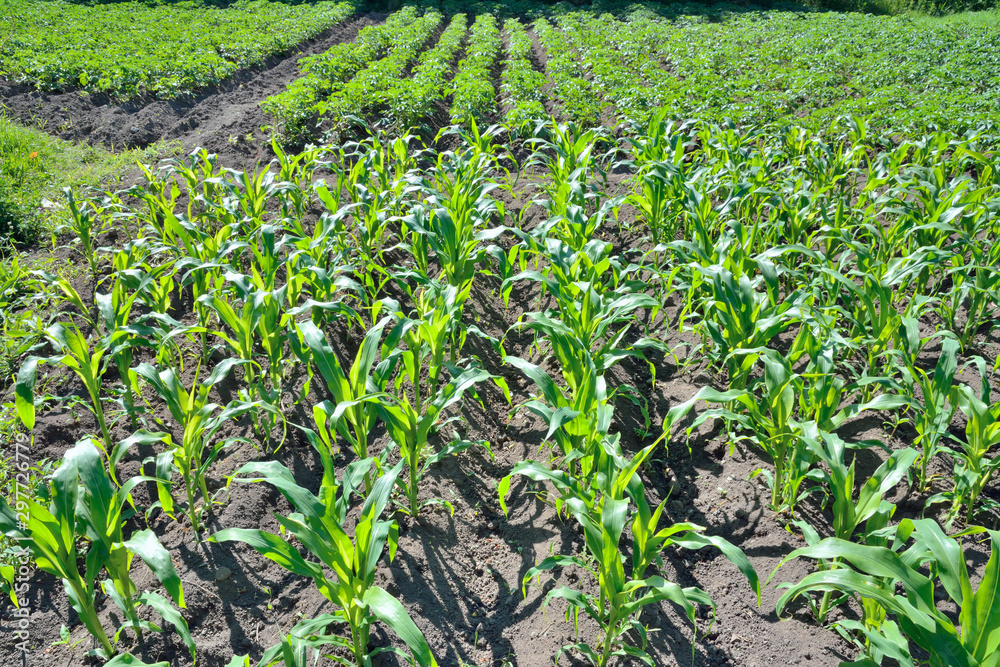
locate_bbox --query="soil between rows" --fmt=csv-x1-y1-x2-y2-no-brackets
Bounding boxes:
0,13,386,171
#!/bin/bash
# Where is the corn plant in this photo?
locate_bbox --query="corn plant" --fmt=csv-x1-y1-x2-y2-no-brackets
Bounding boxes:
172,219,247,360
776,519,1000,667
131,261,178,316
200,272,289,391
16,323,123,462
526,121,607,206
60,188,102,283
514,440,759,666
800,425,918,622
335,137,412,266
378,359,495,517
511,352,610,474
285,253,367,329
0,440,190,660
940,385,1000,525
519,287,655,379
135,359,267,534
375,288,501,516
805,428,917,543
729,354,815,512
298,317,393,489
34,269,97,327
629,161,685,248
666,352,905,514
623,109,688,171
401,151,501,289
212,458,438,667
96,272,156,425
818,262,924,380
229,624,348,667
508,238,656,368
891,336,962,490
936,241,1000,352
691,264,806,389
674,185,725,265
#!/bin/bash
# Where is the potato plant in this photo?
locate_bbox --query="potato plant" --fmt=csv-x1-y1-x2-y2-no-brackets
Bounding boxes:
0,0,357,98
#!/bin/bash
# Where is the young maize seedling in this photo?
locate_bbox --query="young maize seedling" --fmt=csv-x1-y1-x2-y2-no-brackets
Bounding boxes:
515,441,759,667
212,457,437,667
731,353,813,513
526,121,608,204
665,352,906,514
130,261,178,316
503,349,611,478
775,519,1000,667
629,161,685,249
940,385,1000,525
284,250,368,329
200,271,290,393
937,242,1000,352
338,144,404,264
129,163,181,242
135,359,268,534
519,285,655,378
228,166,281,230
60,188,102,284
346,132,418,203
228,624,342,667
891,336,962,491
0,440,190,660
678,185,724,265
16,323,122,465
172,219,247,360
271,139,326,221
818,261,930,384
32,269,97,326
298,317,394,489
623,109,688,171
805,427,917,543
379,362,496,517
402,150,502,288
546,197,623,254
376,288,502,516
800,425,918,622
692,263,805,390
96,268,157,426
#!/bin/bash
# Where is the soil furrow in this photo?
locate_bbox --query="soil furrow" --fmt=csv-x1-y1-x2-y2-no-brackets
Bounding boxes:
0,13,386,169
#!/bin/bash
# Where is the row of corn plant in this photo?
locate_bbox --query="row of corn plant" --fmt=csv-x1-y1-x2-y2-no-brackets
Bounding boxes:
8,109,1000,667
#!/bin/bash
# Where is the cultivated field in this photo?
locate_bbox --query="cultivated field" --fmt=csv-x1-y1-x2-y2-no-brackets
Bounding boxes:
1,2,1000,667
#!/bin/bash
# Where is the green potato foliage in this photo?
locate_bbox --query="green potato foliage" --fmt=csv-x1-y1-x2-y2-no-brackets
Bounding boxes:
0,0,357,99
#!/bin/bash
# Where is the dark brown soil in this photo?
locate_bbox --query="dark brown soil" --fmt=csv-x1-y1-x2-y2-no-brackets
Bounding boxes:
0,13,386,171
527,27,556,119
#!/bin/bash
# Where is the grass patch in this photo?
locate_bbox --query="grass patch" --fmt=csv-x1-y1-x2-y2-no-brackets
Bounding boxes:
0,114,173,248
